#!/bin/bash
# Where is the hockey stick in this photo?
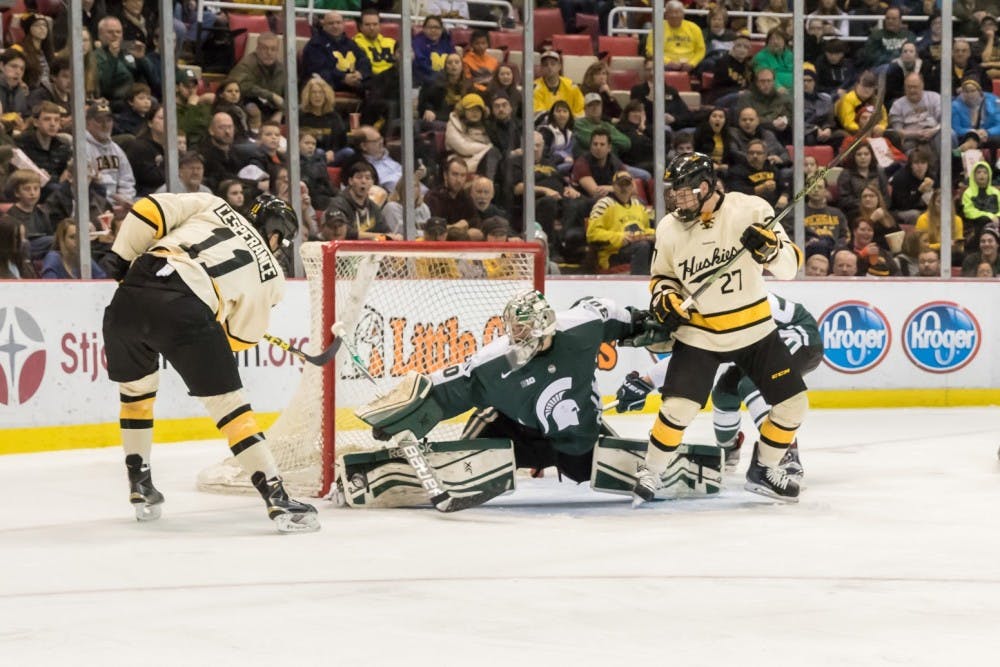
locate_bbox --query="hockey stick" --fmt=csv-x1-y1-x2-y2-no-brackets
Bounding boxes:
680,73,886,312
333,323,507,513
262,331,341,366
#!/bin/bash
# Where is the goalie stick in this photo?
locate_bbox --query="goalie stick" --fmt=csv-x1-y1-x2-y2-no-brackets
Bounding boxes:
333,323,507,513
680,73,887,312
262,330,341,366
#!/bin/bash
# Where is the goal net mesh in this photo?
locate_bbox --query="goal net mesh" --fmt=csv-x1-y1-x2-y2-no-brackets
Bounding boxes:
197,241,542,497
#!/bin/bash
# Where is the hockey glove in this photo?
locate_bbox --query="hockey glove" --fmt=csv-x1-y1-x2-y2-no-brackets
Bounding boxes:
740,223,781,264
650,291,691,336
100,251,131,282
615,371,655,413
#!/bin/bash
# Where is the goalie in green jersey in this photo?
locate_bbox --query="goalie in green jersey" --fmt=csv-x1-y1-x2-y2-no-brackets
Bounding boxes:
347,290,724,508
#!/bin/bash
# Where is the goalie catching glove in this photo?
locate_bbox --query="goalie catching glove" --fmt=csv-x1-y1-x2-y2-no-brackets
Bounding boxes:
615,371,655,413
740,222,780,264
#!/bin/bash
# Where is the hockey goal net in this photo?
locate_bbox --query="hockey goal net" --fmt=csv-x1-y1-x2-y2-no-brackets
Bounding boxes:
197,240,545,497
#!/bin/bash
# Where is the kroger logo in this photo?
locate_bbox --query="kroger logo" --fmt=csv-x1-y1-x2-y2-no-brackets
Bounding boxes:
819,301,891,373
903,302,980,373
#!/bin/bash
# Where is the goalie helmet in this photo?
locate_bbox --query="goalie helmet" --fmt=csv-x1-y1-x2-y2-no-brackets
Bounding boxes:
665,153,716,223
503,289,556,368
247,193,298,246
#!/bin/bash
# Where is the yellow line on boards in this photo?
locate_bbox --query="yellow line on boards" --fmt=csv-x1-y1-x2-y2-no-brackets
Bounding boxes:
3,390,1000,456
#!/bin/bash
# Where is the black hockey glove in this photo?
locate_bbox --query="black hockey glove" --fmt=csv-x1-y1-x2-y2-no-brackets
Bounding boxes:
740,222,780,264
650,290,691,336
615,371,655,413
100,251,131,282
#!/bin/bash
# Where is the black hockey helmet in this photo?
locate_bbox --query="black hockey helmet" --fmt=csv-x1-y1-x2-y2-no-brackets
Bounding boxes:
247,193,298,245
665,152,716,223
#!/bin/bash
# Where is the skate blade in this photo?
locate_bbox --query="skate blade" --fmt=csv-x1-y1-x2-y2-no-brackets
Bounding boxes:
274,512,321,534
133,502,162,522
743,481,799,503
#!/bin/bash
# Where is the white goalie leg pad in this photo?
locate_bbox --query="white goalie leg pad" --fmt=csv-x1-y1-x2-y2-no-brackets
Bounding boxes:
338,438,517,508
592,436,724,498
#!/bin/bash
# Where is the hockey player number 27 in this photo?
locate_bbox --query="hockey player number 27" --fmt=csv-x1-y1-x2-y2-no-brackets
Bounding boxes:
719,269,742,294
184,227,254,278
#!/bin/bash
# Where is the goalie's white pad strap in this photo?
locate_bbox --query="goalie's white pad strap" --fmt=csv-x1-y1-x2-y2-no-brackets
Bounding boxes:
591,436,723,498
338,439,517,508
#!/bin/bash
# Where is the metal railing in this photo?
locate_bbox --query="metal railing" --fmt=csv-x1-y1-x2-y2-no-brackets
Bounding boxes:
197,0,516,31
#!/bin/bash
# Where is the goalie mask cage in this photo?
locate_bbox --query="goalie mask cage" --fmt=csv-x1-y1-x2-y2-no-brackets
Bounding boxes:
197,240,545,497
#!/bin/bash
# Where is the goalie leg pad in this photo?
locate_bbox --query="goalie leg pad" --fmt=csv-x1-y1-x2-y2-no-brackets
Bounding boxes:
338,439,517,508
591,436,723,498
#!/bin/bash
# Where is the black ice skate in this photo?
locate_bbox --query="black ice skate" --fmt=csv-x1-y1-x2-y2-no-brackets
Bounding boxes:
251,472,321,533
721,431,744,471
744,444,799,503
126,454,164,522
631,465,660,507
779,441,804,481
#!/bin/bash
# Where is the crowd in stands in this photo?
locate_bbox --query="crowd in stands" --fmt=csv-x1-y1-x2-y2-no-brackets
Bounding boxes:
3,0,1000,281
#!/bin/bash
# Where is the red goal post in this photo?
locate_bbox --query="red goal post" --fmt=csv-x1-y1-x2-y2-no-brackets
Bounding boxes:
198,240,546,498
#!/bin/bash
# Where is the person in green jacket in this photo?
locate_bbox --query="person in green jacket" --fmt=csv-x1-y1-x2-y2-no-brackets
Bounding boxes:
961,161,1000,251
572,93,630,158
751,27,794,93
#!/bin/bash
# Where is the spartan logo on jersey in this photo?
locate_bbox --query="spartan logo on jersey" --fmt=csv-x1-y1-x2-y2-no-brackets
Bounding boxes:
345,306,386,380
535,377,580,433
679,245,741,282
211,203,280,283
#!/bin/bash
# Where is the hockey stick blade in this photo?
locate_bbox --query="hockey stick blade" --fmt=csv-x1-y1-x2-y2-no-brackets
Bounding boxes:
680,75,886,312
262,333,342,366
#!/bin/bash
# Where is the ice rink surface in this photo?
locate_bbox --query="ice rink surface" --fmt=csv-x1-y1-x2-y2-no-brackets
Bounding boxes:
2,407,1000,666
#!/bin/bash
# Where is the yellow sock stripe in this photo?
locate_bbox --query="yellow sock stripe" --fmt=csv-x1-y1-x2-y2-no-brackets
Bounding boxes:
120,397,155,421
221,412,263,454
650,411,684,452
759,417,797,447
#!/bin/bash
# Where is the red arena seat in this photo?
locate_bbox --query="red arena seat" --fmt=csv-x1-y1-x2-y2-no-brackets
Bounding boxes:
551,33,593,56
598,35,640,57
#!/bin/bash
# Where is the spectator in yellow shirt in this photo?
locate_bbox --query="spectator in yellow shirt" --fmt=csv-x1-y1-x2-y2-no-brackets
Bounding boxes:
644,0,706,72
585,170,655,274
533,50,584,117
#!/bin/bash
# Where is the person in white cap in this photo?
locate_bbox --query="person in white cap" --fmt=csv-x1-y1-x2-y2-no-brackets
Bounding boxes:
533,50,584,117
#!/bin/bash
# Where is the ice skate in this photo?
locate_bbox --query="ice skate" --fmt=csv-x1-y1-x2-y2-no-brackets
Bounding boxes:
779,441,803,481
631,464,660,507
721,431,744,471
251,472,321,533
744,444,799,502
126,454,164,522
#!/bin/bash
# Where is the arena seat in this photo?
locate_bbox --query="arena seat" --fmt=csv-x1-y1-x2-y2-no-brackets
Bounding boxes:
344,20,357,38
381,22,401,41
575,14,600,42
993,79,1000,97
450,27,473,48
680,91,701,111
610,89,631,110
664,71,691,92
787,145,835,167
533,8,563,49
562,55,598,82
327,167,342,187
552,34,593,56
599,35,640,58
610,69,639,90
228,13,270,62
750,40,765,56
610,55,645,77
295,17,314,38
490,30,524,52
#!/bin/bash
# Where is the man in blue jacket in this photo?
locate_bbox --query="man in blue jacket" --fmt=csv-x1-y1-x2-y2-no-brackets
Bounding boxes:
301,11,372,96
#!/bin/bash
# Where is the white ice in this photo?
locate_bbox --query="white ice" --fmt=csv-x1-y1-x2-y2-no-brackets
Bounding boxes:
2,408,1000,666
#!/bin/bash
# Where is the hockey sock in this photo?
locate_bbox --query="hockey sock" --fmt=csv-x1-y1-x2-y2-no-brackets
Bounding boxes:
119,374,159,463
648,397,700,472
711,389,742,448
757,392,808,466
738,376,772,431
202,391,280,479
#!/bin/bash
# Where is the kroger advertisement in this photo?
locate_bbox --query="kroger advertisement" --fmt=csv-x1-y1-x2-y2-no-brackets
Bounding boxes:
0,278,997,436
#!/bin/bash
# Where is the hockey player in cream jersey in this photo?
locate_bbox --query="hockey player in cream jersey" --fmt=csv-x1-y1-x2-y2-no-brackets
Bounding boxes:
101,193,319,533
633,152,808,505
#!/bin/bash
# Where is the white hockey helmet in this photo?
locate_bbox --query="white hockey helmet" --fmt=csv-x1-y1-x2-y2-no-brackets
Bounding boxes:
503,289,556,368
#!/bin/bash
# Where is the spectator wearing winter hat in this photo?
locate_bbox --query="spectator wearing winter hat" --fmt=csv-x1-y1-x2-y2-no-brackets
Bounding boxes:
961,225,1000,276
445,93,502,179
953,76,1000,153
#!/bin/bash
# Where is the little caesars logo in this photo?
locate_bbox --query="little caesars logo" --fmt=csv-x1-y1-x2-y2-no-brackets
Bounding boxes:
903,302,980,373
819,301,891,373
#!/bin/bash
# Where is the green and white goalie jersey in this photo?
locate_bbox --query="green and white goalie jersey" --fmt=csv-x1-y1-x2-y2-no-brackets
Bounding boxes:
428,298,634,456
